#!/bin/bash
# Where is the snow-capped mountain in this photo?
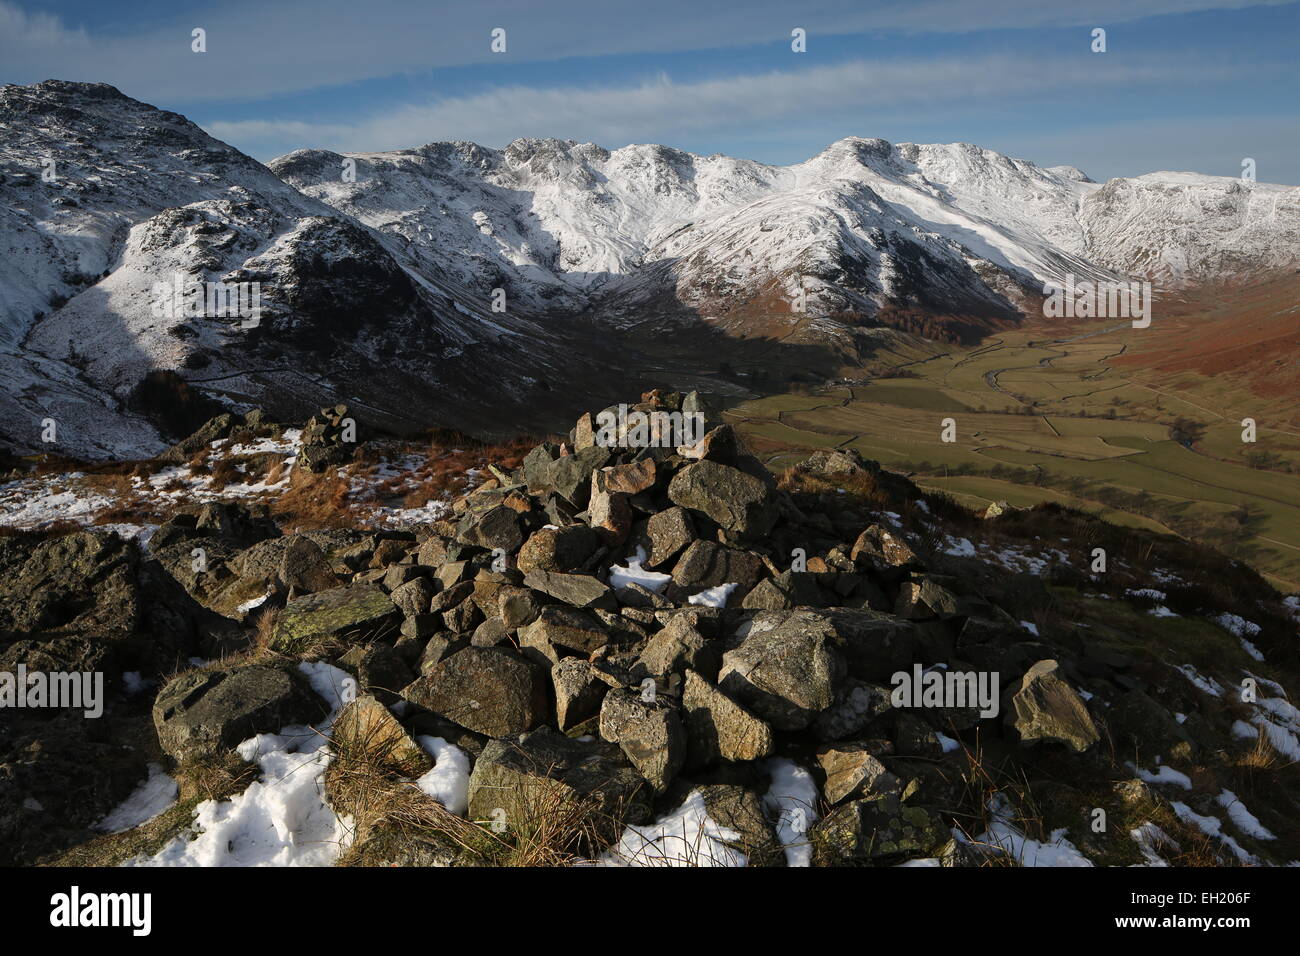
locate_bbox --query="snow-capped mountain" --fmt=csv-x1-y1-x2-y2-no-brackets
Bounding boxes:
273,135,1300,331
0,81,581,458
2,80,1299,459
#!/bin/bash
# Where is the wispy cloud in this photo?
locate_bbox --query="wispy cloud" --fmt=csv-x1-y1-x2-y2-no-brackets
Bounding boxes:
1,0,1289,103
205,54,1233,158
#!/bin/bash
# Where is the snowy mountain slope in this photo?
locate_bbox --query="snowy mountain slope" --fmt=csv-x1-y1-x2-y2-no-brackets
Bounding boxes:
273,134,1300,339
0,81,581,457
1077,172,1300,280
2,79,1299,460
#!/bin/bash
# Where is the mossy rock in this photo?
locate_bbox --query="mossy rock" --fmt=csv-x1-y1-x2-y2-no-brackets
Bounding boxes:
270,584,398,655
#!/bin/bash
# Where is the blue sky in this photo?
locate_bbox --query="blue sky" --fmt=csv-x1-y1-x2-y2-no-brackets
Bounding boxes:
2,0,1297,182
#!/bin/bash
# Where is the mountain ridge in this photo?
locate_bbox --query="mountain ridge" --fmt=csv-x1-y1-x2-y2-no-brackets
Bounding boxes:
2,80,1299,460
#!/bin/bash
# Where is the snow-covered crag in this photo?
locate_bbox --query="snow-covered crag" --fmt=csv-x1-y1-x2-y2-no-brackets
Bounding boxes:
0,81,573,458
3,80,1299,459
274,136,1300,326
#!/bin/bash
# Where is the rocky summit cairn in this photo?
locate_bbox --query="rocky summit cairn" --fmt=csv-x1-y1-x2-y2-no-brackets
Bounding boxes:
3,385,1297,870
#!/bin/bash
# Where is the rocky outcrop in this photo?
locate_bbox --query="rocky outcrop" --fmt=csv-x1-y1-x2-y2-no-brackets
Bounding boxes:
5,386,1298,870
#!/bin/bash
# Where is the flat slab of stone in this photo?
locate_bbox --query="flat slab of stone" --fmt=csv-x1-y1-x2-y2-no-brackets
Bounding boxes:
271,584,398,654
153,665,322,761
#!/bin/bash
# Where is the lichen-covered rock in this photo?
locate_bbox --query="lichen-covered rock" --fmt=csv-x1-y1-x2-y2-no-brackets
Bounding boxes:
522,569,614,610
599,687,686,794
811,794,946,865
517,525,598,574
270,584,399,654
0,530,140,641
466,728,650,846
403,646,548,738
816,743,900,804
331,694,432,777
552,658,608,732
667,460,776,541
681,670,774,767
718,612,847,731
518,605,610,655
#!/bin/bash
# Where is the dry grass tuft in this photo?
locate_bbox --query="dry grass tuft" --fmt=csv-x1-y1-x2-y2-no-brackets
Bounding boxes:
271,468,355,529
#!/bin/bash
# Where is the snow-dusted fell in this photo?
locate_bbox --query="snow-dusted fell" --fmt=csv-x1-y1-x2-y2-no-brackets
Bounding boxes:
272,135,1300,327
2,80,1299,459
0,81,573,457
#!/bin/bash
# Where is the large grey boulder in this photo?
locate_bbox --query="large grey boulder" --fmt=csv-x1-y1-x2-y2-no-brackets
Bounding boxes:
633,617,718,681
466,728,650,846
718,612,847,731
270,584,399,654
599,688,686,794
517,525,598,574
697,784,786,867
279,535,340,594
741,571,822,610
850,524,920,569
643,506,696,568
153,665,323,761
331,694,433,777
816,743,900,804
669,540,765,597
667,460,776,541
0,530,140,641
811,794,946,865
404,647,548,738
455,505,523,553
523,569,615,610
518,605,610,655
681,670,774,766
552,658,609,732
1006,659,1100,752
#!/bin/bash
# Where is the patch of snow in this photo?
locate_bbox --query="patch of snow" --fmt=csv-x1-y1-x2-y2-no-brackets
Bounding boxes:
414,736,471,816
688,582,739,608
1231,720,1258,739
1129,822,1178,867
1130,762,1192,790
1216,790,1274,841
761,758,820,867
977,793,1093,867
1170,802,1254,864
128,662,354,867
601,790,746,867
95,763,178,834
608,546,671,594
1176,664,1224,697
944,536,977,557
122,671,150,696
235,591,271,615
1215,612,1260,639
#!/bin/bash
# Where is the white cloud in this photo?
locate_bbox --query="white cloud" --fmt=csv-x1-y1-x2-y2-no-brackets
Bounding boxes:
0,0,1289,104
203,54,1232,159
